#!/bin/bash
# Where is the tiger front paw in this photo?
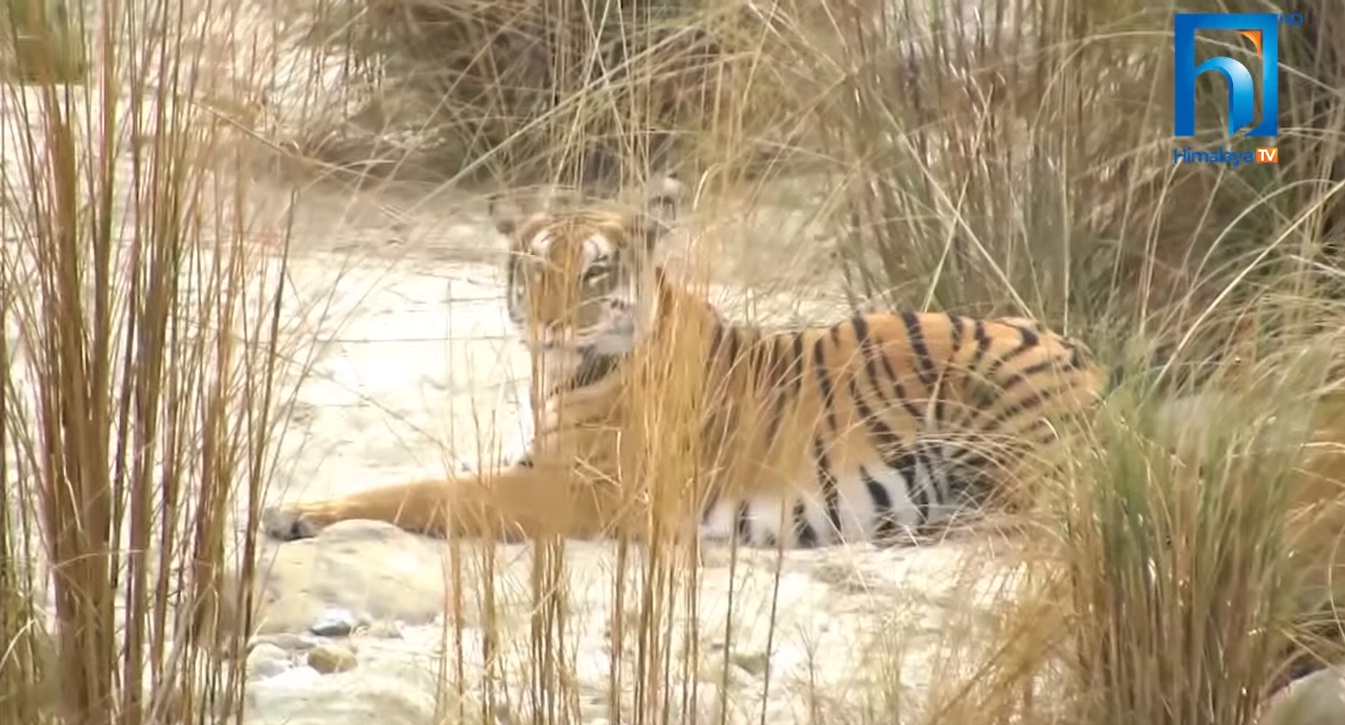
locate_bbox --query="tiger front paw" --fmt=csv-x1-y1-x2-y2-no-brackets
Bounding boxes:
261,505,328,542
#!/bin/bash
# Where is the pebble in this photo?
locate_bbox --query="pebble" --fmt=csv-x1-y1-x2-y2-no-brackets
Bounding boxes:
310,607,361,637
307,642,358,674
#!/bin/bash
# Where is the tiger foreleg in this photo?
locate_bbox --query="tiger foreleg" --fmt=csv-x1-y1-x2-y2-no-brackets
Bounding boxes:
260,463,609,542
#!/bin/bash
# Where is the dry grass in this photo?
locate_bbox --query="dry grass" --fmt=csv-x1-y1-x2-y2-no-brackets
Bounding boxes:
282,0,826,188
5,0,1345,723
0,0,310,722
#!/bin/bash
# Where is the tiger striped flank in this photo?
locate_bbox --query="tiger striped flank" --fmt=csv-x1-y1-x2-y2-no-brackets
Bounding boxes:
687,296,1104,548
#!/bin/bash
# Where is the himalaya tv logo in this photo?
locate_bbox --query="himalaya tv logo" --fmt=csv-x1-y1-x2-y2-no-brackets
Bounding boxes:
1171,12,1300,166
1171,146,1276,166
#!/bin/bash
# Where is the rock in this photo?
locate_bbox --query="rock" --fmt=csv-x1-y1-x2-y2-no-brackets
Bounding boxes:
1262,666,1345,725
246,642,293,680
307,642,358,674
244,650,470,725
310,606,361,637
240,520,459,635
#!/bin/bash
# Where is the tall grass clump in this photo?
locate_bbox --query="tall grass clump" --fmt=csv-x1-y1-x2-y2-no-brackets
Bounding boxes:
0,0,302,722
291,0,813,188
1057,346,1345,724
777,0,1345,721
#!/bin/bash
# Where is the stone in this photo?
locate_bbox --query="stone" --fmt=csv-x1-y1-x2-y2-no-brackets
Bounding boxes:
246,642,293,680
1261,666,1345,725
239,520,460,635
307,642,358,674
310,606,361,637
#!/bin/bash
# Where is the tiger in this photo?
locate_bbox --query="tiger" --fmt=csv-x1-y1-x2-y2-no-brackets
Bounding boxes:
260,174,1114,549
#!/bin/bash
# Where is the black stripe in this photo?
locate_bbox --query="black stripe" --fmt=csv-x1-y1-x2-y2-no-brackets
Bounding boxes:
734,501,752,544
793,499,819,548
983,323,1041,381
813,436,843,535
812,336,841,434
851,315,871,347
988,390,1054,428
763,332,795,388
947,314,965,354
931,315,965,428
854,317,892,408
992,358,1064,402
1010,322,1041,348
884,446,928,524
863,321,924,420
850,377,900,450
549,350,623,398
1019,417,1059,447
913,443,944,516
971,320,993,370
764,333,806,445
786,333,805,397
861,466,901,543
901,311,939,387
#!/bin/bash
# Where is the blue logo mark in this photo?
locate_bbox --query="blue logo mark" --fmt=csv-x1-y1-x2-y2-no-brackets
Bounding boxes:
1173,13,1280,138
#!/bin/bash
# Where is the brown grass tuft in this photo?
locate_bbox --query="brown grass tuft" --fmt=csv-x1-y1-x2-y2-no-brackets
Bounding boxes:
0,0,308,722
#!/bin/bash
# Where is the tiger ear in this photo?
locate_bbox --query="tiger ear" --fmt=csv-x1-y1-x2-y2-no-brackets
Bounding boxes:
488,195,525,237
638,172,683,251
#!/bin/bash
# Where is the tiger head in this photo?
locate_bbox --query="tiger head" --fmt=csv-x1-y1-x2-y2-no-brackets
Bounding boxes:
491,175,683,356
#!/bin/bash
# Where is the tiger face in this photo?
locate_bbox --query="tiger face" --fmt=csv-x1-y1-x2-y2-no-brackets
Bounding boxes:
492,176,681,356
